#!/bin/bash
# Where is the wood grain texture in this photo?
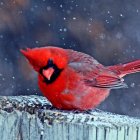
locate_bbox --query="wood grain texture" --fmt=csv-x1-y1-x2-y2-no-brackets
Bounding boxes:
0,95,140,140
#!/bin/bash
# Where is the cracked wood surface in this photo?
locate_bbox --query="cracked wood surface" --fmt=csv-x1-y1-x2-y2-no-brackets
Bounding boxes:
0,95,140,140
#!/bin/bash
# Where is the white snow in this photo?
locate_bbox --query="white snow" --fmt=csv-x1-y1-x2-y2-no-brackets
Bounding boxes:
73,17,76,20
63,28,67,32
130,83,135,88
60,4,63,8
47,6,51,11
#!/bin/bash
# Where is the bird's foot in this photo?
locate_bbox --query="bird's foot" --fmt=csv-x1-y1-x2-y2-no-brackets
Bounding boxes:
82,108,104,115
73,110,83,114
94,108,103,113
72,109,93,114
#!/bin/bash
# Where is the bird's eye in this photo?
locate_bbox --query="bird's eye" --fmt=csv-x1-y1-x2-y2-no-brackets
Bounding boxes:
48,59,53,66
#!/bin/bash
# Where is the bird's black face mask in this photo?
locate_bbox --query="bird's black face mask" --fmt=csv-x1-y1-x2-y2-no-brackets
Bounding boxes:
39,59,63,84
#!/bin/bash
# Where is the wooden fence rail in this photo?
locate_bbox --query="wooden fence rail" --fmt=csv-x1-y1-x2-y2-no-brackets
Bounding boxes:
0,95,140,140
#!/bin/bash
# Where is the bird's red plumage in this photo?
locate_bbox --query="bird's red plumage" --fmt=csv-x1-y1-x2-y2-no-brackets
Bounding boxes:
21,46,140,110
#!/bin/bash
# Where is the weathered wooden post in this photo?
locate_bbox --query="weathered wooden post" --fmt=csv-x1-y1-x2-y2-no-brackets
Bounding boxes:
0,95,140,140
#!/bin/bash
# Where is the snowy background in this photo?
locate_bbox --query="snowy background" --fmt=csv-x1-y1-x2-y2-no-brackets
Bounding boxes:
0,0,140,117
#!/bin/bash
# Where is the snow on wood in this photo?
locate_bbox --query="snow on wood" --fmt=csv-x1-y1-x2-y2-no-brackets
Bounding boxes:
0,95,139,140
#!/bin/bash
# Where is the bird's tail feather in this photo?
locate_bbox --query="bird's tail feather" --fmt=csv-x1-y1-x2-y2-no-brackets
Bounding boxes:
108,60,140,77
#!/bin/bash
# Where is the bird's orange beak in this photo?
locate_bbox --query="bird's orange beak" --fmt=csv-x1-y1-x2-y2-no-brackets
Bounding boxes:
42,68,54,80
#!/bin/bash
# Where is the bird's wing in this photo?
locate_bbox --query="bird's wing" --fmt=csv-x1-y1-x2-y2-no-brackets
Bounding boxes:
67,49,102,66
67,49,127,89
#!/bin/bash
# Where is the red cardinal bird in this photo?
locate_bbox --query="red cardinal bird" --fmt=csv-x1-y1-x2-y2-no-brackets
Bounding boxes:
21,46,140,110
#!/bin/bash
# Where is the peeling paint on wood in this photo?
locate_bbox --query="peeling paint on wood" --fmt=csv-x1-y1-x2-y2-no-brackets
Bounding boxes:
0,95,139,140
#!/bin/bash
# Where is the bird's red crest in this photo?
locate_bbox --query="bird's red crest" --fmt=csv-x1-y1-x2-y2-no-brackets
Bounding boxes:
20,46,68,72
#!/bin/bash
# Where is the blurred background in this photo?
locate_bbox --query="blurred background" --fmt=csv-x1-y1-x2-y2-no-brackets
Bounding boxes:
0,0,140,117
